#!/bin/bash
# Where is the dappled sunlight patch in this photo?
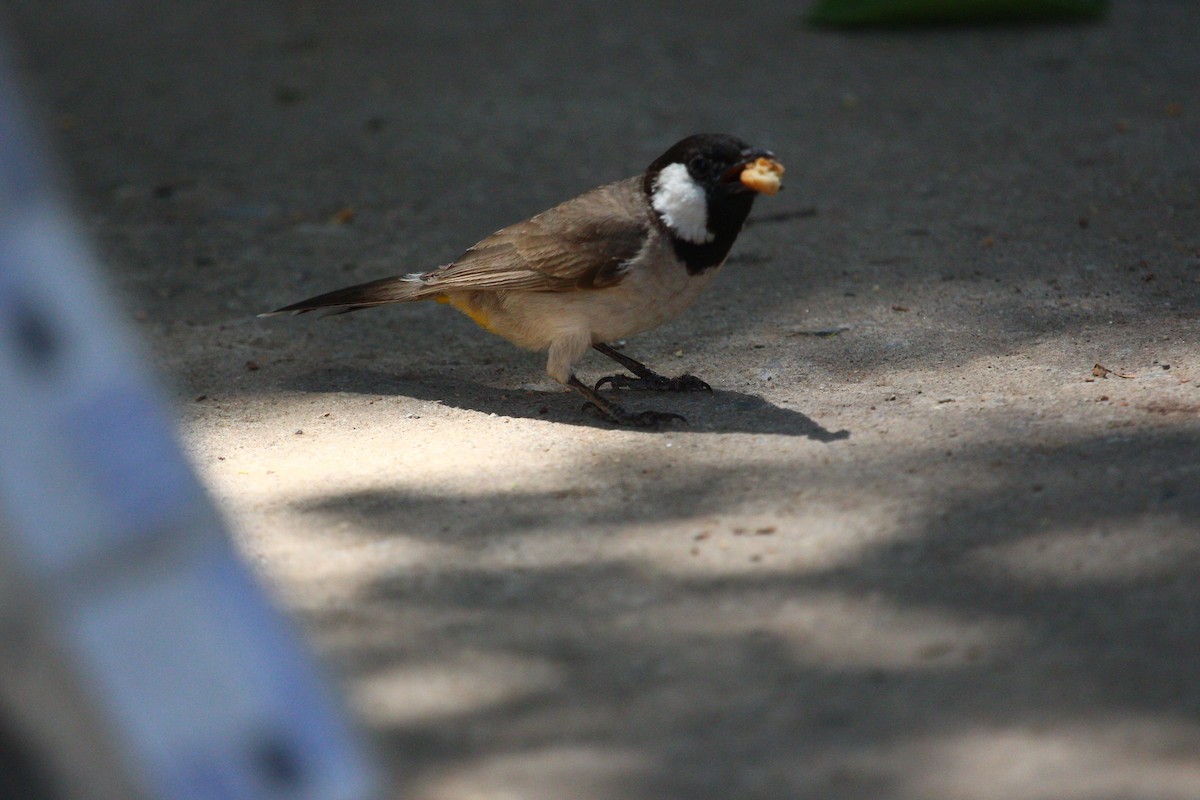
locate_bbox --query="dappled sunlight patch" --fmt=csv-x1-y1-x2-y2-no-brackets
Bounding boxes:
769,593,1025,670
189,417,586,500
888,717,1200,800
972,518,1200,585
352,650,564,727
621,590,1024,671
618,506,905,577
410,745,652,800
240,512,463,610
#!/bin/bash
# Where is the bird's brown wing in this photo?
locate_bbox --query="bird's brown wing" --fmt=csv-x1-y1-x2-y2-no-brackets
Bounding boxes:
416,177,650,293
261,178,650,316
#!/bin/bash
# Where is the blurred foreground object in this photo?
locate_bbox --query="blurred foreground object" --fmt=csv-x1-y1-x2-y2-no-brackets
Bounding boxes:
808,0,1109,26
0,40,376,800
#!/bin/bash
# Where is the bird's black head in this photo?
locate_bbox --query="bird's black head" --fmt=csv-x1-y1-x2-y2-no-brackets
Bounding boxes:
642,133,783,274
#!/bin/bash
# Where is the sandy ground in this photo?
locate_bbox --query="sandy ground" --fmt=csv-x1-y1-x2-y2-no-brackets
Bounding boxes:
5,1,1200,797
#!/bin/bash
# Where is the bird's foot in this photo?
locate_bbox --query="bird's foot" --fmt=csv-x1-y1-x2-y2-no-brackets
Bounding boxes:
581,402,687,428
569,374,687,428
594,372,712,393
591,343,712,394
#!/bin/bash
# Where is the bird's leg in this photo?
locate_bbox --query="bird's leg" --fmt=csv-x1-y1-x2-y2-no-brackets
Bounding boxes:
567,375,685,428
592,342,712,393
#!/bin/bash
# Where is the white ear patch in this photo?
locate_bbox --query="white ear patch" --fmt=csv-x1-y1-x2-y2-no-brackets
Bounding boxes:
651,162,713,244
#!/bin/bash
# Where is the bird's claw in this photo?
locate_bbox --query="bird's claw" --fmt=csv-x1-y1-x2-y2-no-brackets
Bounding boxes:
670,374,713,393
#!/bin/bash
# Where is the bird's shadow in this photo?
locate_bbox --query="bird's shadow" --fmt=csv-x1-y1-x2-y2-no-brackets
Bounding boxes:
284,366,850,441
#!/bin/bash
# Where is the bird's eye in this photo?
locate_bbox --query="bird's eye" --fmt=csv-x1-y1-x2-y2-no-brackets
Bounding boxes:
689,156,711,174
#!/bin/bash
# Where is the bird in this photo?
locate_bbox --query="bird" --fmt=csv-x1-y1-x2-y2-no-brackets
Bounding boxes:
261,133,784,427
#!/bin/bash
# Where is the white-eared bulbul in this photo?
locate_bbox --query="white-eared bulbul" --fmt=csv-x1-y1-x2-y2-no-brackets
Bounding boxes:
262,133,784,426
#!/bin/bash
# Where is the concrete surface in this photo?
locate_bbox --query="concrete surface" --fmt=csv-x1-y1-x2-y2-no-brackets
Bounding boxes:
4,1,1199,798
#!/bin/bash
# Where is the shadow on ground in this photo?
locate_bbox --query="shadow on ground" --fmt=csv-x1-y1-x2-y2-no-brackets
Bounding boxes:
293,425,1200,799
284,366,850,440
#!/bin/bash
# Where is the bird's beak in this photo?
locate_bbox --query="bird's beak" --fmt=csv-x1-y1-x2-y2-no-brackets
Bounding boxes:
722,149,785,195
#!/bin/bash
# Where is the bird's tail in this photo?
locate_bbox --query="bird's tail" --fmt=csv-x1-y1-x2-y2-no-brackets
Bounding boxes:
258,273,438,317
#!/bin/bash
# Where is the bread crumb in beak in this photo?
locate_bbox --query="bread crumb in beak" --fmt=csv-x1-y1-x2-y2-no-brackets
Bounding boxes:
739,157,784,195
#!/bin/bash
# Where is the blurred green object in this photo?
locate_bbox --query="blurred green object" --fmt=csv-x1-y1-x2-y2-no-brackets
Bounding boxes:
808,0,1109,26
